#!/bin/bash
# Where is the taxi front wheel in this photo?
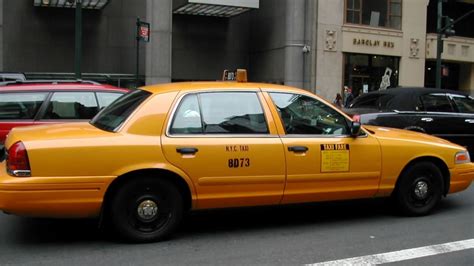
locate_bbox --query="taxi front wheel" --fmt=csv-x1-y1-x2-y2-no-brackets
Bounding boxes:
394,162,443,216
109,177,184,242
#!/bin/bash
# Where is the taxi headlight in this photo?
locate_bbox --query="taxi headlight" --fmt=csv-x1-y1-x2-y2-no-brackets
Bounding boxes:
455,151,471,164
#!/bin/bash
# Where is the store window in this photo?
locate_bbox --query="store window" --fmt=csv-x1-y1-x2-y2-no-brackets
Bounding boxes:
344,53,400,97
345,0,402,30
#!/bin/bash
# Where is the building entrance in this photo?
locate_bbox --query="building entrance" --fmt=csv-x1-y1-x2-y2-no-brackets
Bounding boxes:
344,53,400,97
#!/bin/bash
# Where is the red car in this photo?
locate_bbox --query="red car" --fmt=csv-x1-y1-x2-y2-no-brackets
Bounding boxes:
0,80,128,145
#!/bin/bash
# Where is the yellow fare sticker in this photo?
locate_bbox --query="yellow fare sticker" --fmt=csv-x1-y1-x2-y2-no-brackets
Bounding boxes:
320,144,350,172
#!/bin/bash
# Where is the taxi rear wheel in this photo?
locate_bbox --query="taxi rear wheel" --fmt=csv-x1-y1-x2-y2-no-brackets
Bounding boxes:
395,162,443,216
109,177,184,242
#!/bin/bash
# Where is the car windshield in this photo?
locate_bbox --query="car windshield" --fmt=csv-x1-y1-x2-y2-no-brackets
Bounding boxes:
350,93,396,110
349,94,382,109
90,89,151,132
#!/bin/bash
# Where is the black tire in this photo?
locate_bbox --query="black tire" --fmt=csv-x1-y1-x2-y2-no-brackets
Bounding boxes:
394,162,444,216
109,177,184,243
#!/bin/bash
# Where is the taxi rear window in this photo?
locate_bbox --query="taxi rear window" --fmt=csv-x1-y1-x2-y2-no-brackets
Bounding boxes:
91,89,150,132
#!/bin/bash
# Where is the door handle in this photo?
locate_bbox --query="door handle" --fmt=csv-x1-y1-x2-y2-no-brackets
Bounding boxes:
421,117,433,122
288,146,308,153
465,119,474,124
176,147,198,155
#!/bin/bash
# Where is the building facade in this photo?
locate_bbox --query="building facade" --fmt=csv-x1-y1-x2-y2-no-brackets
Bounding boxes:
315,0,474,100
0,0,472,97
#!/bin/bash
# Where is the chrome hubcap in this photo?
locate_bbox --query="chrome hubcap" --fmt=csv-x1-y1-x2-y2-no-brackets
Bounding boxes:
137,200,159,220
414,180,429,199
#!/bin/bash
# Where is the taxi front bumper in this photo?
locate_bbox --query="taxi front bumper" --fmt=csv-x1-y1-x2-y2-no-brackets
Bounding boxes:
0,162,114,218
449,163,474,193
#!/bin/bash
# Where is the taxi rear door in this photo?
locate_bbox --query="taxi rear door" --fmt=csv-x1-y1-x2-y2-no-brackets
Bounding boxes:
161,90,286,209
264,91,382,204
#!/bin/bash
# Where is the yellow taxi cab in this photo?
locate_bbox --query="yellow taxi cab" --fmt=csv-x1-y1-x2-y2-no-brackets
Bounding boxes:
0,70,473,242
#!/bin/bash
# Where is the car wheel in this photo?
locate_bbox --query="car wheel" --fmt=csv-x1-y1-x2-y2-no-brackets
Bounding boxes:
394,162,443,216
110,177,184,242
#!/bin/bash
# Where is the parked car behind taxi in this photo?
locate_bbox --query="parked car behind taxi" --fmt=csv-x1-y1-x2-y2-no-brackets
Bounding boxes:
0,80,128,146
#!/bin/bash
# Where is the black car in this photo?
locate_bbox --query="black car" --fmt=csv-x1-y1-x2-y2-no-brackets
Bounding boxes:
344,87,474,158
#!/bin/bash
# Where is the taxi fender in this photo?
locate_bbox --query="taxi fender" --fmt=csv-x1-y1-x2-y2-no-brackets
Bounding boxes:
110,162,197,207
377,152,451,197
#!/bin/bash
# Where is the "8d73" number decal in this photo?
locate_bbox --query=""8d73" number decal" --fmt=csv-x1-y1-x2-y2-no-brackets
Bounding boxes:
228,158,250,168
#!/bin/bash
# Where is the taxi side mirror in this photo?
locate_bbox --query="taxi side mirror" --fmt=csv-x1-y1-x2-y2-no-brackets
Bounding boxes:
350,121,361,137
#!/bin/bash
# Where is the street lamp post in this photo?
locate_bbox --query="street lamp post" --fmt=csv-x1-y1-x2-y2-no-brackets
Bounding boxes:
135,18,150,87
74,0,82,80
435,0,443,89
136,18,140,85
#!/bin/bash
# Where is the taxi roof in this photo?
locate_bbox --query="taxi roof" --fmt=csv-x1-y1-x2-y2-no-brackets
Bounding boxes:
140,81,308,95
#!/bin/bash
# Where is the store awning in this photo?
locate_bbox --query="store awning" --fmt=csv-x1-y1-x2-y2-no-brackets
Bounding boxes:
33,0,109,10
173,0,259,17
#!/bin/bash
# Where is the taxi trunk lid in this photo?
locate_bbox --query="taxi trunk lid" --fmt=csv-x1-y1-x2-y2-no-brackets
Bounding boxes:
4,122,113,149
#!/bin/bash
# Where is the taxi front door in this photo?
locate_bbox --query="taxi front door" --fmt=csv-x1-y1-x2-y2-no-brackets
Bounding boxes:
264,91,382,204
161,91,286,209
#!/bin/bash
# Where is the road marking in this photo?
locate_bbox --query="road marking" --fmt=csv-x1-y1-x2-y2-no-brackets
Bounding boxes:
308,238,474,265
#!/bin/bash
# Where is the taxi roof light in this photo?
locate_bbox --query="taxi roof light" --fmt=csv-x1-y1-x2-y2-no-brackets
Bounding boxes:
235,69,247,82
222,69,247,83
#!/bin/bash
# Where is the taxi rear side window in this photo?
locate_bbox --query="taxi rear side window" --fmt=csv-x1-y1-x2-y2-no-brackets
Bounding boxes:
170,92,269,135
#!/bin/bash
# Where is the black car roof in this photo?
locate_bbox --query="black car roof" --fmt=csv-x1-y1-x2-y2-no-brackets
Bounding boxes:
370,87,469,96
349,87,470,112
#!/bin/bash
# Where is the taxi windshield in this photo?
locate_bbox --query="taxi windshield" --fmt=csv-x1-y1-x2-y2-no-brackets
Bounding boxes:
91,89,151,132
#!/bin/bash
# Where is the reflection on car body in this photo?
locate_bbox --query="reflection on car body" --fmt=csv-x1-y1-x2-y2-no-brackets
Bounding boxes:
0,78,473,243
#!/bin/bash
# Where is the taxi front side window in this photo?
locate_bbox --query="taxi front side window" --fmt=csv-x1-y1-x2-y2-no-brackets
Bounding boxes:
170,92,269,135
270,92,349,135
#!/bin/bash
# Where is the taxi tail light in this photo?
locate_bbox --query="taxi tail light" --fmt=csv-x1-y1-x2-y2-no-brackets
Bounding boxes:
352,114,361,122
7,141,31,177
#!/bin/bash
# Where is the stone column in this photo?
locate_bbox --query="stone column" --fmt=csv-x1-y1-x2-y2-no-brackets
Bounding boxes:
146,0,173,85
283,0,306,89
315,0,344,100
459,63,474,94
398,0,429,87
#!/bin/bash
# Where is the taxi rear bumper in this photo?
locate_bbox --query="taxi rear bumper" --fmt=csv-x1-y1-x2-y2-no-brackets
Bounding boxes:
449,163,474,194
0,163,114,218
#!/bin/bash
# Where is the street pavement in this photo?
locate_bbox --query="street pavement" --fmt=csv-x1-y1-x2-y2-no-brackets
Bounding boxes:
0,185,472,265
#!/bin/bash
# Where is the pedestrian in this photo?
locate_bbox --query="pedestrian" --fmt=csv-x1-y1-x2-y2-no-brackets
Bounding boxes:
344,86,354,107
333,93,343,108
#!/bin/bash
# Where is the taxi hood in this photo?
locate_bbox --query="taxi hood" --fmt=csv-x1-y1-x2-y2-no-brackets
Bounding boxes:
363,125,460,148
5,122,113,149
